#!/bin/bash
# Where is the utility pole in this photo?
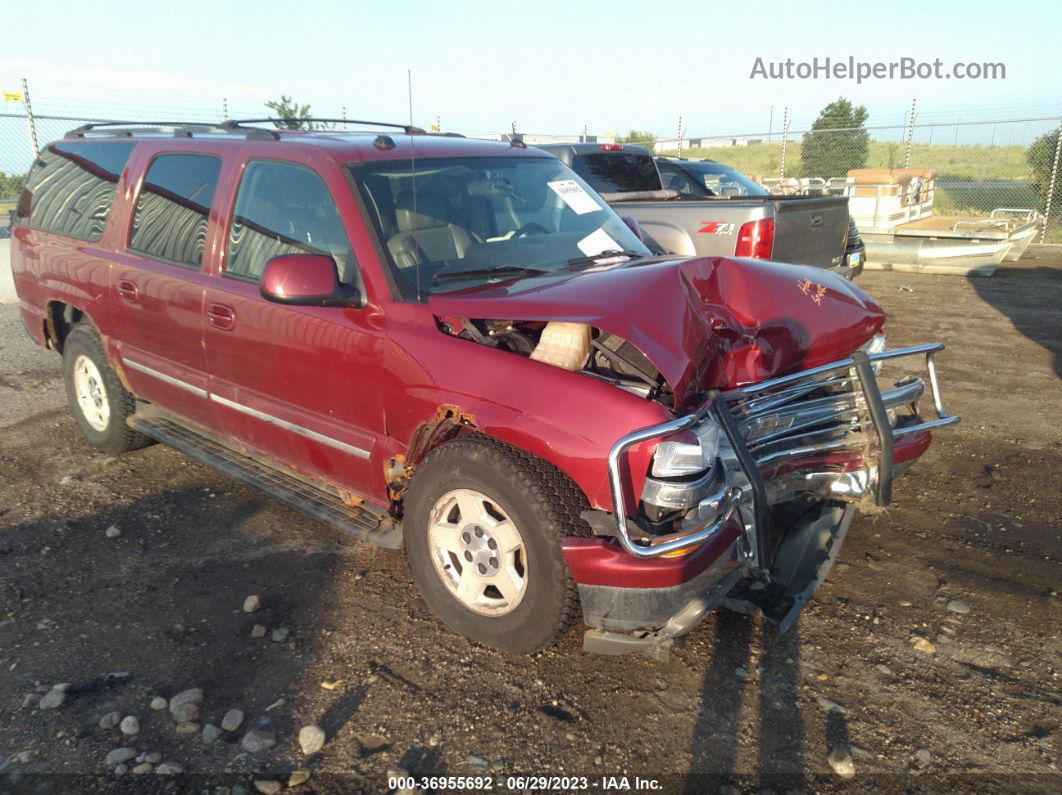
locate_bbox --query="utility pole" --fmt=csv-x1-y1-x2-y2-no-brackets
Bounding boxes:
780,107,790,178
22,78,39,159
222,97,228,121
1040,119,1062,244
407,69,413,126
768,105,774,142
677,116,683,154
904,98,917,169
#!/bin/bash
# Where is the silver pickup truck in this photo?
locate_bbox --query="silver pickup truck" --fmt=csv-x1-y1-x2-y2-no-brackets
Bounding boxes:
537,143,861,279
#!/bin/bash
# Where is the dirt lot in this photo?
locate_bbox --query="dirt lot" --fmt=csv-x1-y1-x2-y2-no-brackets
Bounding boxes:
1,251,1059,793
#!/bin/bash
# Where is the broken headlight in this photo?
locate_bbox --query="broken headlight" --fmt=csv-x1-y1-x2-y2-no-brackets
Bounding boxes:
651,418,721,478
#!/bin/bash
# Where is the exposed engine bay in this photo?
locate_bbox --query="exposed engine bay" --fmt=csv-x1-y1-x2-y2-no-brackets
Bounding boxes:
435,316,676,407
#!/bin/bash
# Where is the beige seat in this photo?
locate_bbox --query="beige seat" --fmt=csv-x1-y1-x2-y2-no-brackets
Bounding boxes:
387,191,473,269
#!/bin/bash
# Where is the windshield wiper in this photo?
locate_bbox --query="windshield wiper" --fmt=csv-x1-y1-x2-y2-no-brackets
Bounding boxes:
563,250,645,269
433,265,552,284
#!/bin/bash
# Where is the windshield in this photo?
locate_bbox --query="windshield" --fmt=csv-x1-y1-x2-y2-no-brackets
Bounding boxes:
679,161,768,197
349,156,651,299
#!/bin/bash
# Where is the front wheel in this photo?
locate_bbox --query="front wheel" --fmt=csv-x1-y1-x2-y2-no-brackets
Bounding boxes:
403,434,589,654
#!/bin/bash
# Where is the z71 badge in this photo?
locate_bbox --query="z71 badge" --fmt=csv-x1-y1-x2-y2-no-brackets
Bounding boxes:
698,221,736,235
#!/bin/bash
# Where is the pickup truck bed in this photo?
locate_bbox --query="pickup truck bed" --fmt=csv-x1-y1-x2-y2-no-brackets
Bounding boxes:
610,193,850,269
537,143,854,276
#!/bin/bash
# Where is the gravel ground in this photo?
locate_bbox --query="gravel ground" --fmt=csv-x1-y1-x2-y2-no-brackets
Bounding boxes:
0,250,1059,793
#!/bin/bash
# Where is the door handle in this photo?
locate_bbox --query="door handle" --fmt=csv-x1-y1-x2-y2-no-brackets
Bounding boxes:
206,303,236,331
116,279,138,302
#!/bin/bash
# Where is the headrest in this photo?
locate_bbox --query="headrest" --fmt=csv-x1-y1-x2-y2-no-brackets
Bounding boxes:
395,190,449,231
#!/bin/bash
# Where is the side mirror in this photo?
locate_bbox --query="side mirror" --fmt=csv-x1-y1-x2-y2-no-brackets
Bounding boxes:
620,215,644,242
260,254,363,308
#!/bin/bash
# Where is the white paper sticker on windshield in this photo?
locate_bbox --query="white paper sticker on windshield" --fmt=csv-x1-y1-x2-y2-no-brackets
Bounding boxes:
548,180,601,215
576,227,620,257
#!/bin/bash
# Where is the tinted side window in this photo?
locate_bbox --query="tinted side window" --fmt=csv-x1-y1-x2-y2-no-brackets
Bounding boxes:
226,161,355,283
130,154,221,267
14,142,134,241
657,164,702,196
570,153,661,193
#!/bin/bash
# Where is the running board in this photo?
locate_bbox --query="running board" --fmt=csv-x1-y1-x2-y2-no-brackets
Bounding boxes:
128,412,402,549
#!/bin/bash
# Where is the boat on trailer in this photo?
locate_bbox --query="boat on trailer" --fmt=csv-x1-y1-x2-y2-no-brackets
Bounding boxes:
763,169,1041,276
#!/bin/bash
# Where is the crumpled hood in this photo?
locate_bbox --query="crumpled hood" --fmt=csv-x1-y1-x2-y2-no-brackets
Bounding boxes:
429,256,885,410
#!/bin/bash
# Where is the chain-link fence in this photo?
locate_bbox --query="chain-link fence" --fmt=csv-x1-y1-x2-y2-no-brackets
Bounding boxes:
2,99,1061,244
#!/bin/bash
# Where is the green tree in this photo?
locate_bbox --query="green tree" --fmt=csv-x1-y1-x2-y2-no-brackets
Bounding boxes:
1027,129,1061,210
617,129,656,146
800,98,869,178
0,171,26,201
264,95,316,130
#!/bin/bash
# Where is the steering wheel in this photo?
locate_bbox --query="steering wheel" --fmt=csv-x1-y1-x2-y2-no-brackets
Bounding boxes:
513,222,549,238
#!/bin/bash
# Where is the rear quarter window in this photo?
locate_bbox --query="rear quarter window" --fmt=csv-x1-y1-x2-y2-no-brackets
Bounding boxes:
14,141,134,241
569,152,661,193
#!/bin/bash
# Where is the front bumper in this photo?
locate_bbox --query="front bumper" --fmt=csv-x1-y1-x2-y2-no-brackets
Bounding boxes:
563,343,959,653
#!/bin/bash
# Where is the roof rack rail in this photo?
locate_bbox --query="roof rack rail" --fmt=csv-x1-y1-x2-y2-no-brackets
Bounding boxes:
221,118,427,135
65,121,219,139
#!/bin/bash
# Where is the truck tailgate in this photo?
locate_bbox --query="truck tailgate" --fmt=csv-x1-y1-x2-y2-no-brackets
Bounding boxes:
771,196,849,268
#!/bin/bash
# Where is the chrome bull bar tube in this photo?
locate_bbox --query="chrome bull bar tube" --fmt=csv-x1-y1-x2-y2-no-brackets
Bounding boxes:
606,344,959,560
607,392,770,561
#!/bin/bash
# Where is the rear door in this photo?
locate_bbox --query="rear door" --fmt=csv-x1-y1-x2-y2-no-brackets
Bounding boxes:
108,149,222,427
202,155,385,496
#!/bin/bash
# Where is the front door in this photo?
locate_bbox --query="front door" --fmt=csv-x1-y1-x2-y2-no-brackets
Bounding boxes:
109,150,222,428
202,157,385,501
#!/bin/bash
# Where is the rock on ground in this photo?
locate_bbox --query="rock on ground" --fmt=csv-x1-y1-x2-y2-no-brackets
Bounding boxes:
254,780,282,794
105,748,137,766
38,689,66,709
171,702,201,723
288,768,311,787
156,762,184,775
131,762,153,774
150,696,167,710
221,708,244,732
168,688,204,713
947,599,971,614
243,595,261,613
242,729,277,752
298,724,326,755
202,723,222,745
828,748,856,779
119,715,140,735
99,711,121,729
910,637,936,654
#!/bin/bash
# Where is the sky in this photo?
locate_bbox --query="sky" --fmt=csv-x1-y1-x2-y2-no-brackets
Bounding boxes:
1,0,1060,140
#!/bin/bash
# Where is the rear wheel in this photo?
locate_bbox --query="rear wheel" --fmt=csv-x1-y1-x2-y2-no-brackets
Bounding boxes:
62,324,151,454
403,434,589,654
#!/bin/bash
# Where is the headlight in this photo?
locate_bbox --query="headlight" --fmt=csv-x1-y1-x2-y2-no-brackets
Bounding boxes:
861,333,886,373
651,418,721,477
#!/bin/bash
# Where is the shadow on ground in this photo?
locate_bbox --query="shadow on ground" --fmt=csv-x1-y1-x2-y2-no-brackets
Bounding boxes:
969,262,1062,379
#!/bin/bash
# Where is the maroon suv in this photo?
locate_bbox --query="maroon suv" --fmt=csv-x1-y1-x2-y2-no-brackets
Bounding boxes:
10,120,958,657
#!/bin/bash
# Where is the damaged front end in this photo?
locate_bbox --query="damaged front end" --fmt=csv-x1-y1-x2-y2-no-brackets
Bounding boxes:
428,257,959,657
575,341,958,656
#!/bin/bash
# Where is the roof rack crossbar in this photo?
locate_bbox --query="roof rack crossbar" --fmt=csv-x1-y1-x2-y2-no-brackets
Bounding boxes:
220,118,427,135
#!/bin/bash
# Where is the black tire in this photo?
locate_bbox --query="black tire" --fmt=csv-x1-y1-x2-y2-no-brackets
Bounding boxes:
403,434,590,654
62,324,152,454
